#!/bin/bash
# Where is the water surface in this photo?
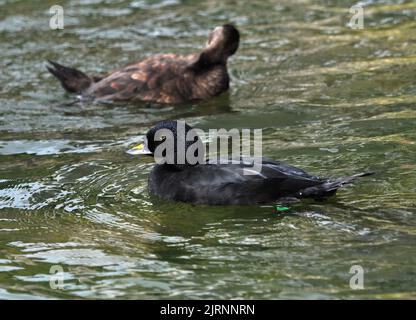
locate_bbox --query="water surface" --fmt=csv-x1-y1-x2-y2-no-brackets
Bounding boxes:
0,0,415,299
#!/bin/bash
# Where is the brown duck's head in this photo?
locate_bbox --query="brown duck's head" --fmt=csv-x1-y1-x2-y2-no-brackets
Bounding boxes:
198,24,240,67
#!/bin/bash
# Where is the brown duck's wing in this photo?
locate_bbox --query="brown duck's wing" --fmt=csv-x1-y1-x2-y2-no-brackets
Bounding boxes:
86,54,196,103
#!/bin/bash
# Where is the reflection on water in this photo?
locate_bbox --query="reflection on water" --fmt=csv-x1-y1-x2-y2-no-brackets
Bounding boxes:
0,0,415,299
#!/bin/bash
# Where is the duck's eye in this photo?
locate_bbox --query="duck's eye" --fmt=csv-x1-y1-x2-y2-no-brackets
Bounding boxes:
159,135,166,141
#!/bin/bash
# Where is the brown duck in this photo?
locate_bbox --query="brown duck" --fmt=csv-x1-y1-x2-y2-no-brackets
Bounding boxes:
47,24,240,104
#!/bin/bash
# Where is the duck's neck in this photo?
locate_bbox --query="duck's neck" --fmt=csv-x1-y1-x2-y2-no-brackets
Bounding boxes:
191,65,229,99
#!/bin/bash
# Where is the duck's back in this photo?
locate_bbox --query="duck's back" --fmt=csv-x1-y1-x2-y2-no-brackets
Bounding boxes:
148,158,325,205
85,54,229,104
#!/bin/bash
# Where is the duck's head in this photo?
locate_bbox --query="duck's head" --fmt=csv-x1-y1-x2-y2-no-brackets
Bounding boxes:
195,24,240,67
127,120,205,166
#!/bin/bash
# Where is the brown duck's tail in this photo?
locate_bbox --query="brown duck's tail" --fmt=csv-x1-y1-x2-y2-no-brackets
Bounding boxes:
46,60,92,93
299,171,375,199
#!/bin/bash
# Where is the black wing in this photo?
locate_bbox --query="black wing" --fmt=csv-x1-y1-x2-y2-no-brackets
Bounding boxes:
156,158,325,205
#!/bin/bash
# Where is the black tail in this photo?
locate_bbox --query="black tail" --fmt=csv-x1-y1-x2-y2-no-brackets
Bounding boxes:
46,60,92,93
299,171,374,199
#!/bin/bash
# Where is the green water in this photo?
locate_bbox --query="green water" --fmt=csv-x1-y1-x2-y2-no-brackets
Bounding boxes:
0,0,415,299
